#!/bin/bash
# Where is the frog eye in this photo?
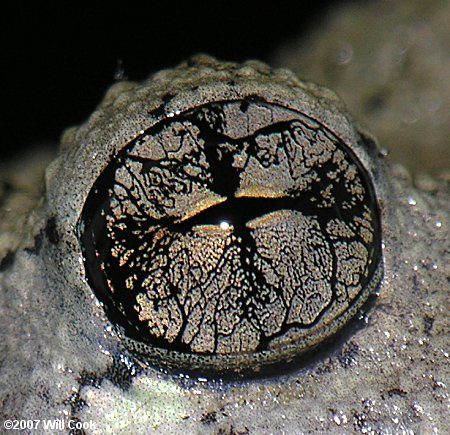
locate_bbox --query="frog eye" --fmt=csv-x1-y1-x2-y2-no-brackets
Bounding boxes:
78,96,382,376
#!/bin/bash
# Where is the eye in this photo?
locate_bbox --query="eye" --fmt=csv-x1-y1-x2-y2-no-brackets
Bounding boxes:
78,97,382,376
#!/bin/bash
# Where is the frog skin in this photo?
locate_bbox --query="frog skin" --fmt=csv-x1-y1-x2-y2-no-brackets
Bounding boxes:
0,55,448,435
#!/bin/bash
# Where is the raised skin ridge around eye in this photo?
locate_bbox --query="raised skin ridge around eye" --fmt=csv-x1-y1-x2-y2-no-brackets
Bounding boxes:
77,80,383,376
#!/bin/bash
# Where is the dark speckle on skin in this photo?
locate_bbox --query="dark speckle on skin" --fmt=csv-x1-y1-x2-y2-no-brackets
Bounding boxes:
65,357,141,427
201,411,217,425
337,341,360,369
78,371,102,390
24,216,59,255
162,93,175,104
64,391,87,416
218,426,249,435
387,388,408,398
0,251,16,272
25,233,43,255
423,315,435,334
65,371,101,425
44,216,60,246
353,410,370,432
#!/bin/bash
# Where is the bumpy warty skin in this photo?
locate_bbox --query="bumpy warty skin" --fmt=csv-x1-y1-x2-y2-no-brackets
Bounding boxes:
0,56,448,434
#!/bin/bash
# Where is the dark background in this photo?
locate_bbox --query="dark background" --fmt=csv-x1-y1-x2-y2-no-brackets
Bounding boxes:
1,2,340,160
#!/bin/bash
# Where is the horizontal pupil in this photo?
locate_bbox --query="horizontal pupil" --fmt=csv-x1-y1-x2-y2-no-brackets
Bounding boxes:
172,195,318,232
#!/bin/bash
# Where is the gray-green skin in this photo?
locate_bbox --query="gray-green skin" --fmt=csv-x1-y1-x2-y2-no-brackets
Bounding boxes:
0,55,448,435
